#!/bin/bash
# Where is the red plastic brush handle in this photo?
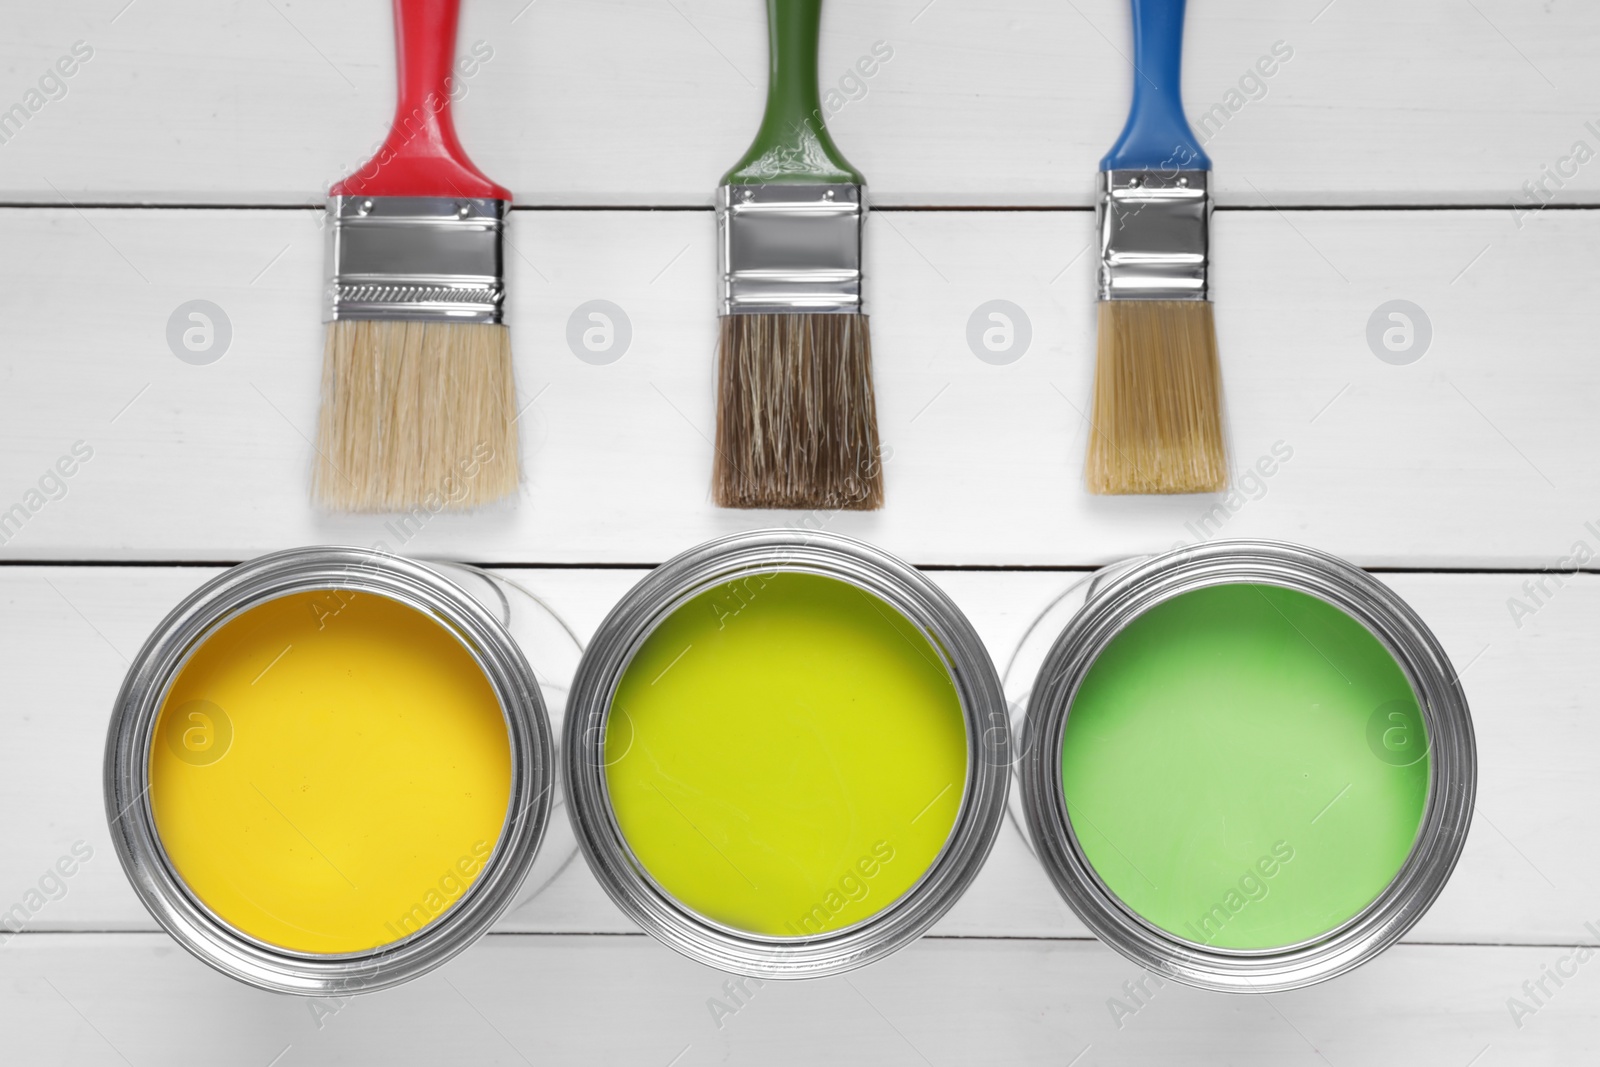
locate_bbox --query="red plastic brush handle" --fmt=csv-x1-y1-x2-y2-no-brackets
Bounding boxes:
330,0,509,200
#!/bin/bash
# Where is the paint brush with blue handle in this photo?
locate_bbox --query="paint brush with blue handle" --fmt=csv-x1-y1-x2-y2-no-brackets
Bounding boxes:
1085,0,1227,494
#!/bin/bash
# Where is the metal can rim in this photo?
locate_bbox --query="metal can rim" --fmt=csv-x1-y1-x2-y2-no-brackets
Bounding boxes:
1020,538,1477,993
103,545,553,996
564,529,1010,978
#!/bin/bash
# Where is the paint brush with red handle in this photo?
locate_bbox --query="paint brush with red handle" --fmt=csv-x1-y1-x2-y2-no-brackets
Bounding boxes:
315,0,518,512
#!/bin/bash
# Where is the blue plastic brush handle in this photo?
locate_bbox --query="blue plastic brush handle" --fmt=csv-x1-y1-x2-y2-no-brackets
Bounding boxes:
1100,0,1211,171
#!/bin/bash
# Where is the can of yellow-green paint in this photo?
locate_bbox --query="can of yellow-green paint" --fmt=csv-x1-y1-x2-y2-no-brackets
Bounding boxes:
104,547,554,995
565,530,1010,978
1018,540,1476,992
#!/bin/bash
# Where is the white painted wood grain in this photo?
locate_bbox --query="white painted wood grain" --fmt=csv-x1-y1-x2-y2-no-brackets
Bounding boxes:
1,934,1592,1065
1,565,1590,948
0,1,1594,205
0,206,1589,567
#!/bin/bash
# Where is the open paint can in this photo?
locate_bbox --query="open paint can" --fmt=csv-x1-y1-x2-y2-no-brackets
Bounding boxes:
565,530,1009,977
104,547,553,995
1018,540,1476,992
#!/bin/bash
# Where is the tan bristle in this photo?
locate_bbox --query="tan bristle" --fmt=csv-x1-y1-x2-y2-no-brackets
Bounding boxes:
713,312,884,511
313,320,519,513
1085,300,1227,495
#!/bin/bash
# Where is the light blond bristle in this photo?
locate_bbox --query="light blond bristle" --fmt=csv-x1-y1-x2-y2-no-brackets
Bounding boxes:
313,320,519,512
713,312,884,511
1085,300,1227,495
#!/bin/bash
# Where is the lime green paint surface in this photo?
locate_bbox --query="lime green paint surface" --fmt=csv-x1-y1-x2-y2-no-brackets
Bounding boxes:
723,0,864,185
1061,583,1429,950
605,572,966,937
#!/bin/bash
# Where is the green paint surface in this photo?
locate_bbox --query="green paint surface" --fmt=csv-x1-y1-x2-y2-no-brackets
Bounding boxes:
1060,583,1429,950
605,572,966,937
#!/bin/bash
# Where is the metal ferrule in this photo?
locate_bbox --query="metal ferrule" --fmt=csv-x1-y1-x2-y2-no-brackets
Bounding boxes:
717,183,865,316
324,196,508,325
1096,169,1210,301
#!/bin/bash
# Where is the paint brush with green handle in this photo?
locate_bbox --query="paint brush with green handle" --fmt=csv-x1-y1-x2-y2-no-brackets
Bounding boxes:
713,0,882,510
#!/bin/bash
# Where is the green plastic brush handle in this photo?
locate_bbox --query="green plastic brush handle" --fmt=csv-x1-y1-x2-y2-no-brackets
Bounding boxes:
722,0,864,185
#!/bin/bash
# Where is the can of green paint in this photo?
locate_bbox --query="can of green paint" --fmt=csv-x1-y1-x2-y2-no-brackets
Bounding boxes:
1018,540,1476,992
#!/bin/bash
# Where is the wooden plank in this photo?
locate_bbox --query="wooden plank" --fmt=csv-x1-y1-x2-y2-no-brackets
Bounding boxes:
0,934,1593,1065
0,206,1590,566
0,565,1591,948
0,1,1596,205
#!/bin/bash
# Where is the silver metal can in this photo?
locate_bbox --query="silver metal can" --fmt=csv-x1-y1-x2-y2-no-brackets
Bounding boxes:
104,547,553,996
565,530,1010,978
1018,540,1476,992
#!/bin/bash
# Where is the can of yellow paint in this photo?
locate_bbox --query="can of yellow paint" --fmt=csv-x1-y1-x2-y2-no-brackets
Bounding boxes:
565,530,1010,978
104,547,553,995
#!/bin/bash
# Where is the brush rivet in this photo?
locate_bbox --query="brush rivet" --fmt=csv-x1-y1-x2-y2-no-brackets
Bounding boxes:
823,189,835,201
1126,177,1141,188
740,189,755,203
358,199,374,216
1177,177,1189,188
456,202,472,218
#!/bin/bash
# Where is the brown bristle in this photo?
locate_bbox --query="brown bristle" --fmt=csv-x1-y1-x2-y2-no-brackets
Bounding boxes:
1085,300,1227,495
713,312,884,511
313,320,519,512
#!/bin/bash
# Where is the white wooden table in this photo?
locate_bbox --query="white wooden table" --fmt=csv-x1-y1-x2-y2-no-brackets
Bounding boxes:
1,1,1595,1063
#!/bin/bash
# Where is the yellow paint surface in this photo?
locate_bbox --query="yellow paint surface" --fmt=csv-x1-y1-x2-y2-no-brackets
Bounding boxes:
605,572,968,937
149,589,511,954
